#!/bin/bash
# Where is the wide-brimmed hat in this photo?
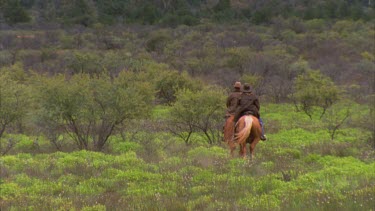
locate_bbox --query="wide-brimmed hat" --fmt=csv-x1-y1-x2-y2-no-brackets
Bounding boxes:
242,83,252,93
234,81,241,89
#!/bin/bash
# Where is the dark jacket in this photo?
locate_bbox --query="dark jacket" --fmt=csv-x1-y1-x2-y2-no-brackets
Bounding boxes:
233,92,260,122
226,90,241,115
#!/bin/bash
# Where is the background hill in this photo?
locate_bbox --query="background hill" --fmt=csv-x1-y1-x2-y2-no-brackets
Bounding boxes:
0,9,374,103
0,0,374,26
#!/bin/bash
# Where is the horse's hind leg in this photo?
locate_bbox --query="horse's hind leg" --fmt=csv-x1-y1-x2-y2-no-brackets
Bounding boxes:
228,140,236,157
240,143,247,159
249,139,260,160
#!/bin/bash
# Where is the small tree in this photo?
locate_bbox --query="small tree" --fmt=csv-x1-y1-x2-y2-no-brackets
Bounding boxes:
155,70,201,105
2,0,31,25
240,73,264,96
66,52,103,75
59,0,97,26
33,71,154,151
0,71,29,139
168,87,226,145
226,47,255,75
291,70,340,120
322,102,351,140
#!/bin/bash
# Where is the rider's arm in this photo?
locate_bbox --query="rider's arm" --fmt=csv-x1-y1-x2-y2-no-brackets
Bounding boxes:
254,97,260,111
226,96,231,108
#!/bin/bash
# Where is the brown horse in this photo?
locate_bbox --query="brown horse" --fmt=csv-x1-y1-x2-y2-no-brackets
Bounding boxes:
224,115,262,159
223,115,235,143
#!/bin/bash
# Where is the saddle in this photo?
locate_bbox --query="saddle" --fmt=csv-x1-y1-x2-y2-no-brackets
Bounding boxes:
243,111,255,116
233,111,256,124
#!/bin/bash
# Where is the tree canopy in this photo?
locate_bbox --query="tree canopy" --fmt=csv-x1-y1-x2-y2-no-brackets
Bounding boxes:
33,71,154,151
291,69,340,119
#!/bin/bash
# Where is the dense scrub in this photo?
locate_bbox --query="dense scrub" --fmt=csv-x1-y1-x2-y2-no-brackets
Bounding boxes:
1,0,373,26
1,18,374,103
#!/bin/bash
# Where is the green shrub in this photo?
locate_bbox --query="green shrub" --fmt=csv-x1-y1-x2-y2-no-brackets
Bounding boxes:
13,135,35,152
57,174,82,195
262,103,318,130
238,193,281,210
158,156,183,172
0,51,12,66
112,141,141,154
268,128,330,148
187,195,213,210
275,148,302,159
145,30,171,52
261,161,275,171
151,105,171,119
188,146,228,168
82,205,106,211
75,178,110,196
1,153,33,173
0,182,21,201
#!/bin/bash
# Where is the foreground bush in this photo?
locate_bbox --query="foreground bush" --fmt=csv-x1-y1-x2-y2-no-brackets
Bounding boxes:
0,147,373,210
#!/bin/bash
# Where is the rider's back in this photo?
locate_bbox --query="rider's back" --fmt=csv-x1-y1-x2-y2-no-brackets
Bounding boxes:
234,93,260,122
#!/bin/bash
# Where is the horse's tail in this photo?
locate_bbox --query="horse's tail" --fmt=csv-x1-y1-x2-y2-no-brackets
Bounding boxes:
235,115,253,144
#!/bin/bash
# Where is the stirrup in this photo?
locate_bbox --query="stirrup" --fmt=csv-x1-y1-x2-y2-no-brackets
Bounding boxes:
261,135,267,141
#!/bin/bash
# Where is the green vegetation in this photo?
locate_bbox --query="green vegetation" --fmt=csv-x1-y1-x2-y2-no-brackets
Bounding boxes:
292,69,340,119
32,71,154,151
0,68,29,139
1,103,374,210
0,18,373,102
169,87,226,144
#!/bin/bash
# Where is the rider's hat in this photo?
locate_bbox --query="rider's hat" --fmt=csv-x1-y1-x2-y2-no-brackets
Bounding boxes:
242,83,252,93
234,81,241,89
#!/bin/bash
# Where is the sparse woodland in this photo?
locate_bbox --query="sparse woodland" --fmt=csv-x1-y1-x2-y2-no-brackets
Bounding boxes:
0,0,374,210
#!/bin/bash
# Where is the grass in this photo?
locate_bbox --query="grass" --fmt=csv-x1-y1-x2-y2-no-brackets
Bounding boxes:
0,103,374,210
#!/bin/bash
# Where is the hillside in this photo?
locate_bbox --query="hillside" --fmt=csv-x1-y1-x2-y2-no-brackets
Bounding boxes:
1,1,374,102
1,0,374,26
1,20,374,102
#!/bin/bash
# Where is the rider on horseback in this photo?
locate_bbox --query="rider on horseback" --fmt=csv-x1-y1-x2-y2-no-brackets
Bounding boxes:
225,81,242,118
233,83,267,141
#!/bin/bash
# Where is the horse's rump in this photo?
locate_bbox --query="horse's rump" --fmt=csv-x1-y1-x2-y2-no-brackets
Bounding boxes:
235,115,253,144
227,115,262,159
